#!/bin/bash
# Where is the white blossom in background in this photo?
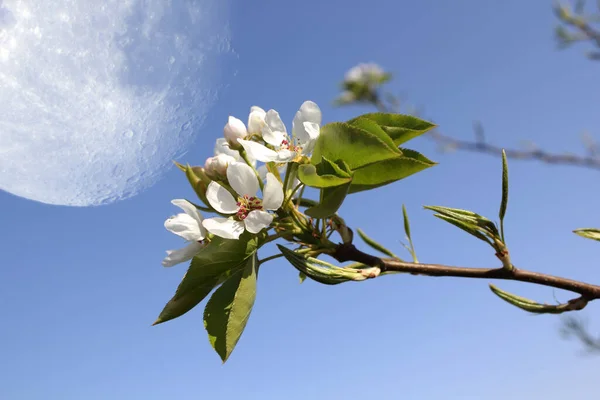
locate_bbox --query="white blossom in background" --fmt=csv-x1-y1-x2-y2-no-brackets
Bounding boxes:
202,162,284,239
162,199,207,267
238,101,322,163
344,62,386,85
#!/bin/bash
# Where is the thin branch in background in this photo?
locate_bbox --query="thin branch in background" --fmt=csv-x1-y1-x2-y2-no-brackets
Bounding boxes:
554,0,600,60
372,92,600,171
561,315,600,353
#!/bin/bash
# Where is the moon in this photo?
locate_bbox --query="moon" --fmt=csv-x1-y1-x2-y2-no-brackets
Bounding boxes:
0,0,234,206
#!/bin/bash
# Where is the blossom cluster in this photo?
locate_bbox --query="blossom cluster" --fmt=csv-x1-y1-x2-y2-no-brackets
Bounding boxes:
162,101,322,267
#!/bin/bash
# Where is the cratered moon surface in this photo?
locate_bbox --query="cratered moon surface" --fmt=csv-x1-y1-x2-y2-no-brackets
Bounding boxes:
0,0,233,206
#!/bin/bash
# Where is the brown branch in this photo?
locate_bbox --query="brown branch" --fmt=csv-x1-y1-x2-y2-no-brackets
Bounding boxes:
331,243,600,303
427,130,600,170
373,94,600,171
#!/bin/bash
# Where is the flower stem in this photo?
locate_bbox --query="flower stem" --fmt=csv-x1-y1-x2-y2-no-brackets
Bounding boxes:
258,253,285,265
240,149,264,191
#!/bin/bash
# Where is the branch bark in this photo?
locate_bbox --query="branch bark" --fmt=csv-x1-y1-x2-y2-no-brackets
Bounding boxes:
331,243,600,302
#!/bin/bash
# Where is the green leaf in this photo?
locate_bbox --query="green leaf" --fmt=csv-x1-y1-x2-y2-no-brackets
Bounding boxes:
402,204,412,239
402,204,418,263
499,149,509,242
305,180,352,218
153,232,260,325
204,254,259,363
303,158,353,218
423,205,499,237
346,117,401,154
311,122,402,170
348,149,436,193
489,285,568,314
298,157,352,188
573,228,600,242
277,245,377,285
432,214,491,244
357,228,399,259
349,113,436,146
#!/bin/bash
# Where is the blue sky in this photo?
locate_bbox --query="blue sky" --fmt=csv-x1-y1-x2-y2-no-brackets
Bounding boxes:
2,0,600,399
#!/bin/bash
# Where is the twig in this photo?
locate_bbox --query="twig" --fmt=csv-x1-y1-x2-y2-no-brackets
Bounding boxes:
372,93,600,171
330,243,600,307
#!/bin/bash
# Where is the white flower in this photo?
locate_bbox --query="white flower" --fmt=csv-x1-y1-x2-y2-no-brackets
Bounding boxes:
214,137,256,167
202,162,284,239
162,199,207,267
204,153,237,179
223,116,248,146
344,63,386,84
247,106,266,135
258,164,301,200
337,90,356,103
237,101,322,163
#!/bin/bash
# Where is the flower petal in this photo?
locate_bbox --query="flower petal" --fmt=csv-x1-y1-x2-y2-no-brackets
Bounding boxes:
276,149,296,163
247,106,266,135
244,210,273,234
263,110,287,146
299,121,320,154
292,101,321,144
164,213,204,241
262,173,284,210
214,138,242,161
162,241,205,267
227,162,259,197
238,139,280,163
202,217,245,240
265,109,287,133
206,181,238,214
171,199,203,224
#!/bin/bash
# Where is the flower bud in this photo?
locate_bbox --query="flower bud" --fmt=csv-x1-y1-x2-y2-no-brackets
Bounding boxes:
204,153,236,179
223,116,247,148
247,106,266,135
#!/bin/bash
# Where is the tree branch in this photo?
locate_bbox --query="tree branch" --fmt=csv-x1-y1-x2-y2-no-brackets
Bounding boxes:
427,130,600,170
372,94,600,171
330,243,600,304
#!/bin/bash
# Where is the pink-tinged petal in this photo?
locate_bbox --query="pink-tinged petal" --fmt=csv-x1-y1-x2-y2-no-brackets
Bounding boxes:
227,162,259,197
164,213,204,241
244,210,273,234
224,116,248,144
262,173,284,210
202,218,245,240
238,139,280,163
162,241,205,267
206,181,238,214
